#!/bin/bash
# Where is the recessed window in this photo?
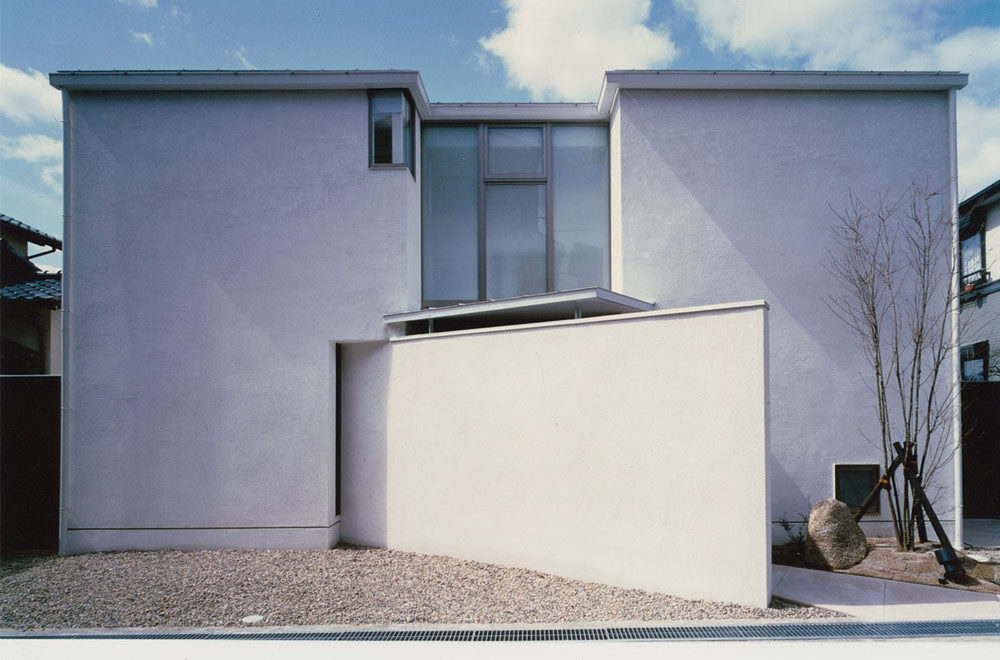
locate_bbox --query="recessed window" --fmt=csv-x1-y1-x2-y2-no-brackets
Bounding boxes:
369,90,413,173
960,207,987,288
962,341,989,382
835,464,880,514
421,124,609,306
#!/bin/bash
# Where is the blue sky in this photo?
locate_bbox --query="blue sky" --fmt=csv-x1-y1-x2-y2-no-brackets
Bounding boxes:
2,0,999,270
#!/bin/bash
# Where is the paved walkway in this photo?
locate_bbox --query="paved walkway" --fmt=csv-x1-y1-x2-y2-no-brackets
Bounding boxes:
966,518,1000,547
773,564,1000,620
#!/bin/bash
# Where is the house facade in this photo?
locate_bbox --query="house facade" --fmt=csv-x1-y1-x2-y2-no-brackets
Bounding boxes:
958,179,1000,520
1,214,62,375
959,179,1000,381
50,69,966,608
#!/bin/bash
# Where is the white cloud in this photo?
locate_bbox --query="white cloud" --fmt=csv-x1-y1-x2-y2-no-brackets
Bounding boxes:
676,1,1000,86
928,26,1000,82
0,63,62,124
957,97,1000,196
169,5,191,21
130,30,154,47
0,134,62,162
229,46,255,70
40,163,63,194
676,0,1000,198
480,0,678,101
675,0,924,71
0,133,63,193
118,0,158,8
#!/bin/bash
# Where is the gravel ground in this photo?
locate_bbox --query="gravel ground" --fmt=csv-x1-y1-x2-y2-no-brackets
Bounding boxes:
0,544,842,630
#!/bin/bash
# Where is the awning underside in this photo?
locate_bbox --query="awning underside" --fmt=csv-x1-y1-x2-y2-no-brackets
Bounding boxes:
384,288,654,335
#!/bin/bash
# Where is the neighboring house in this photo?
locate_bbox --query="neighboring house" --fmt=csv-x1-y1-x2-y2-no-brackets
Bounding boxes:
49,69,966,608
959,179,1000,381
1,213,61,375
957,179,1000,520
1,213,62,553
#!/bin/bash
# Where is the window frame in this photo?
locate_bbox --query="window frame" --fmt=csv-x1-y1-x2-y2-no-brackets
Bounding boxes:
834,463,881,515
481,123,552,302
368,89,415,177
960,207,988,289
961,341,990,382
421,121,609,308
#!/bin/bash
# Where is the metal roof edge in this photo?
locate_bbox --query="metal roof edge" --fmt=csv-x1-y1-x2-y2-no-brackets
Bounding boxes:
49,69,968,121
427,102,602,122
383,287,653,324
959,178,1000,215
601,70,967,103
49,70,433,116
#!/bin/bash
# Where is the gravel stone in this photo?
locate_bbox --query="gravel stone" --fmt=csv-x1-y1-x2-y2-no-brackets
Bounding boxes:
0,544,843,630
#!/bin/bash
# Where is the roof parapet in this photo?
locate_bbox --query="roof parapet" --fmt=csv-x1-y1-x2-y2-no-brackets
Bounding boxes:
49,69,968,122
49,69,433,117
597,70,968,114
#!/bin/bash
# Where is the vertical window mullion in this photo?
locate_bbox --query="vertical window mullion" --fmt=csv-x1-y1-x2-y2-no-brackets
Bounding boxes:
545,123,554,292
478,124,487,301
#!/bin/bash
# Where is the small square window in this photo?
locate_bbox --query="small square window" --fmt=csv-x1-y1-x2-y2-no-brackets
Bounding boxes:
962,341,990,382
835,464,880,515
369,90,413,174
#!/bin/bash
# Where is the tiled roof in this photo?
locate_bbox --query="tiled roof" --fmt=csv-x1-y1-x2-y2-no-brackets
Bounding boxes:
0,277,61,304
0,213,63,250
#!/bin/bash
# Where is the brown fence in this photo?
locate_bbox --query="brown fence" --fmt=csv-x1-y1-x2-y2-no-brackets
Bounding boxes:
962,381,1000,520
1,375,60,554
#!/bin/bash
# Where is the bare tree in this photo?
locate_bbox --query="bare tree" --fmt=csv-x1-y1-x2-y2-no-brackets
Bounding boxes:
824,181,956,550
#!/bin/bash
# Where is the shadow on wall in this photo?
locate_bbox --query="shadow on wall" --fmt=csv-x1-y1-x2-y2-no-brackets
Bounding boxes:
340,341,391,546
769,451,810,541
621,90,952,515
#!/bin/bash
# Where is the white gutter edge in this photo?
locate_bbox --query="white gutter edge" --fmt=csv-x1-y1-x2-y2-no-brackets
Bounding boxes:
58,90,71,555
49,70,434,117
949,87,964,549
50,70,969,123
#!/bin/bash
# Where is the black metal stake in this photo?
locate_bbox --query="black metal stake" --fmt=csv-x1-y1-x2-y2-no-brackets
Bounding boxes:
894,442,968,584
854,442,968,584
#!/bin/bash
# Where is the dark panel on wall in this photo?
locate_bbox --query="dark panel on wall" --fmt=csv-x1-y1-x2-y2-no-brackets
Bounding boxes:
1,375,60,553
962,382,1000,519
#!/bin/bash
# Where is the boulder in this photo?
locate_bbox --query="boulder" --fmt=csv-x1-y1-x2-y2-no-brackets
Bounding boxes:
803,499,867,569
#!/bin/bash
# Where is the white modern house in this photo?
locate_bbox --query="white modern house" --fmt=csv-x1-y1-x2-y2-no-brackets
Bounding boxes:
49,69,967,608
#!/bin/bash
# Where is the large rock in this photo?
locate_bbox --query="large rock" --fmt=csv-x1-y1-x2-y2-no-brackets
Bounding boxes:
803,499,867,569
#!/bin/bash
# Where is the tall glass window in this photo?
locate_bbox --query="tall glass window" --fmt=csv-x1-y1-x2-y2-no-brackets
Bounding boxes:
420,123,609,306
486,184,547,299
552,125,609,290
422,126,479,302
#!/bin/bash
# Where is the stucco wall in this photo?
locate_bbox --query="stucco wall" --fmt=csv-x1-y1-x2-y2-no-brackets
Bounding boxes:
61,90,420,552
383,303,771,608
615,89,955,535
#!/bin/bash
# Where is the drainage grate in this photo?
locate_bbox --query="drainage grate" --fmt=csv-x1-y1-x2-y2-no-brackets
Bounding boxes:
4,620,999,642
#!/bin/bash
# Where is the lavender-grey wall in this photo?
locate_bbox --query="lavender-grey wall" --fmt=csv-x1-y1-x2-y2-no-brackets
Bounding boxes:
615,88,954,534
61,90,420,552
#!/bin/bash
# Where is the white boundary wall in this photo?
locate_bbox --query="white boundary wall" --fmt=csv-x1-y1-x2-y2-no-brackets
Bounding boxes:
384,302,771,608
